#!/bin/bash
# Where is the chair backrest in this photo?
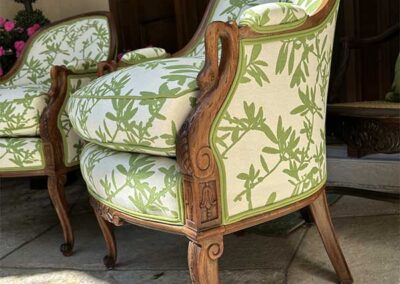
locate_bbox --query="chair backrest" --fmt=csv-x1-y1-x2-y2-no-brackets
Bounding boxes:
4,14,113,87
185,0,325,57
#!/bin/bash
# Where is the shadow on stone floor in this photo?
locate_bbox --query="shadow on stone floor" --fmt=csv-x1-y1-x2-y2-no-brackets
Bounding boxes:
0,176,399,284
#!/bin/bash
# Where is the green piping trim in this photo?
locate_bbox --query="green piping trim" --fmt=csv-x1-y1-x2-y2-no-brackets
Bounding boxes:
2,15,111,85
239,15,307,34
209,0,339,225
83,174,185,225
75,136,176,156
69,87,199,100
58,73,97,167
0,139,46,171
224,178,326,224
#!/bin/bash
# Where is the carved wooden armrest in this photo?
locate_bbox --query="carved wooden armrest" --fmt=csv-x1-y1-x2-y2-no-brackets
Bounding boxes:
176,21,240,232
97,60,118,77
40,65,70,170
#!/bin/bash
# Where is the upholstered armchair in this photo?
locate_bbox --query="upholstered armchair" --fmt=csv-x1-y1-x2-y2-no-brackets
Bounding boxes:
0,12,116,256
68,0,353,282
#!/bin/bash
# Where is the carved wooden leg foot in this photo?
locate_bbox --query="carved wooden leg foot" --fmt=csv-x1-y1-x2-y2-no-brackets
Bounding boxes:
188,235,223,284
48,174,74,256
103,255,116,270
309,191,353,284
60,242,73,256
91,198,118,270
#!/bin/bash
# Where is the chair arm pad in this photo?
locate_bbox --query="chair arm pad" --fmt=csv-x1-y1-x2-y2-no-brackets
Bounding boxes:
239,3,307,33
120,47,169,65
65,59,98,74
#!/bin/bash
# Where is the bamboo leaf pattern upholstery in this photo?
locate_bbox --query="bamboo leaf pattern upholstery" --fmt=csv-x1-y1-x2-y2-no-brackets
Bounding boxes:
213,0,339,223
0,85,49,137
120,47,168,65
0,138,45,171
239,2,307,32
68,58,203,156
70,0,338,224
0,15,112,171
81,143,183,224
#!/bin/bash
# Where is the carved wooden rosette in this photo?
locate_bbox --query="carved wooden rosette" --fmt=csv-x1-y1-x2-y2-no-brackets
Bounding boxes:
90,197,125,226
176,21,240,232
343,117,400,157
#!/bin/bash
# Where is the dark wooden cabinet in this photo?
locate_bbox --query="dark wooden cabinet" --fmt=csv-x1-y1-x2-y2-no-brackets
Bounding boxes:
329,0,399,103
109,0,209,53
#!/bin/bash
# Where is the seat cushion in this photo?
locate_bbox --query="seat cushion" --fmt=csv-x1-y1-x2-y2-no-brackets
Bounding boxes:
67,57,204,157
0,85,49,137
80,143,184,225
0,138,45,171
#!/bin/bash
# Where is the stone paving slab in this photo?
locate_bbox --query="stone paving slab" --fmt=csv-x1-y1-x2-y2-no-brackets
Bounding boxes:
287,215,400,284
0,268,286,284
0,212,306,271
0,178,85,259
1,177,399,284
330,195,400,218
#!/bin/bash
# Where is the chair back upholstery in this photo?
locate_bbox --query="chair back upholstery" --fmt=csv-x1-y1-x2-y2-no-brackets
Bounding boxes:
4,14,112,87
208,0,340,223
186,0,325,57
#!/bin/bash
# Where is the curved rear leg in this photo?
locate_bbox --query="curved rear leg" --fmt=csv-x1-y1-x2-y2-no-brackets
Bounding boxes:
309,191,353,284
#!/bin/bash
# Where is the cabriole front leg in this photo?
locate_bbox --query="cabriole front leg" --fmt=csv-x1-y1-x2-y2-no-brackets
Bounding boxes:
47,174,74,256
188,234,224,284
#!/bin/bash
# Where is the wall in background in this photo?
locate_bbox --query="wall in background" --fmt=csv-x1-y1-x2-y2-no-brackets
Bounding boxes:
0,0,109,21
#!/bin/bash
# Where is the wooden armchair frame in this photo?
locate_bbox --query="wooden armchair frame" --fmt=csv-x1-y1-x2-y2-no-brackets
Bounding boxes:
90,1,353,283
0,12,117,256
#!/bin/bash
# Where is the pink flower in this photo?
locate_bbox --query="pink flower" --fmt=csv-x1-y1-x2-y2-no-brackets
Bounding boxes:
4,21,15,32
0,46,5,57
0,67,3,77
0,17,5,27
27,23,41,37
14,40,25,57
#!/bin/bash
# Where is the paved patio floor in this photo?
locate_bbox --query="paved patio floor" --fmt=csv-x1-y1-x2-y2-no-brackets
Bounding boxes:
0,177,399,284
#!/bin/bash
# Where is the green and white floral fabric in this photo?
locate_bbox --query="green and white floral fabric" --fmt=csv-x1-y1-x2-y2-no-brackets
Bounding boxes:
121,47,168,65
239,3,307,32
211,0,339,223
81,143,184,224
0,138,45,171
65,59,98,74
60,74,97,166
68,0,335,225
0,15,112,170
0,85,48,137
3,16,110,87
68,57,203,156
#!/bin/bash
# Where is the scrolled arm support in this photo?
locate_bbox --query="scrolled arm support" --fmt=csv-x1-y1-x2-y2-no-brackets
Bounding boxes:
176,21,240,232
97,60,118,77
40,66,69,171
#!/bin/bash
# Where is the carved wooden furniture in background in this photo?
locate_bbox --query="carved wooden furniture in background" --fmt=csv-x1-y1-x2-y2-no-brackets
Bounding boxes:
326,2,399,202
0,12,117,256
328,102,400,158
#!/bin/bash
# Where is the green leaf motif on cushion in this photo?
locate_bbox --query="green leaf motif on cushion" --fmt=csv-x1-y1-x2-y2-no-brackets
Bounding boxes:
0,138,45,170
81,143,183,224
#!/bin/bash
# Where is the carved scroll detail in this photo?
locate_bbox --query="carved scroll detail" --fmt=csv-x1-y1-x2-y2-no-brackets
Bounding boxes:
176,21,240,232
90,198,124,226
